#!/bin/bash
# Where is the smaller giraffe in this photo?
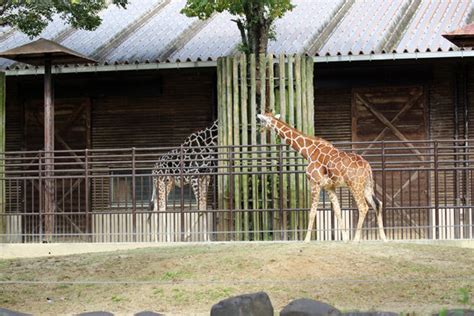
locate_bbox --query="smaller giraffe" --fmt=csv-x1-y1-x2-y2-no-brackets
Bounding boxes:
149,120,218,241
257,112,387,242
150,120,218,211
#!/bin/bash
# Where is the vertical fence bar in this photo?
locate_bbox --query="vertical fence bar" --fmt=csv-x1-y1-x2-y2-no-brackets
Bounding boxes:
85,149,90,241
180,144,185,242
229,146,234,241
434,141,439,240
131,147,136,242
39,151,43,242
381,141,386,239
278,143,285,240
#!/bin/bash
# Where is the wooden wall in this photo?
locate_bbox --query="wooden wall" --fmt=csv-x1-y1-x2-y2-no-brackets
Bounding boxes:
5,69,215,151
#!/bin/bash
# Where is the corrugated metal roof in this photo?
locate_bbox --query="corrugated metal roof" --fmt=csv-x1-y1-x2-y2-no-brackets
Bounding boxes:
0,0,472,70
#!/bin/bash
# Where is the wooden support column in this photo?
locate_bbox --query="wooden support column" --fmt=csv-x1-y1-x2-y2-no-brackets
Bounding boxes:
43,58,54,240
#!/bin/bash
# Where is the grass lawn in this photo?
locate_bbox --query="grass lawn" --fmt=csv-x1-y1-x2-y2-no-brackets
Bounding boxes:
0,241,473,315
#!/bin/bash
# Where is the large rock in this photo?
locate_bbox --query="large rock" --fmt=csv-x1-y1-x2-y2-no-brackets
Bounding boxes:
280,298,341,316
75,312,114,316
134,312,165,316
210,292,273,316
343,313,399,316
0,307,33,316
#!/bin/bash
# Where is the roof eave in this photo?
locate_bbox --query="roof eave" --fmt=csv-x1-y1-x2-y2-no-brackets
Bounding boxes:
4,50,474,76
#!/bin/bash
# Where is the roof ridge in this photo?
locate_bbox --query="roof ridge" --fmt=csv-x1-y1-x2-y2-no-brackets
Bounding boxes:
157,14,217,62
91,0,171,62
379,0,422,53
306,0,355,56
0,28,18,44
53,27,77,43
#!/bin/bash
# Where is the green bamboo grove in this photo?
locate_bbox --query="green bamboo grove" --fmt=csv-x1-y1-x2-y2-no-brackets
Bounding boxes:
217,54,314,241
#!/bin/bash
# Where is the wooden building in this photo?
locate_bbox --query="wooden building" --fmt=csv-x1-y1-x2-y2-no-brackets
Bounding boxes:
0,0,473,241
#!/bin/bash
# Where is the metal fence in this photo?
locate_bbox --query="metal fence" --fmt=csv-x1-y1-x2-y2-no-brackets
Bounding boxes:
0,139,472,243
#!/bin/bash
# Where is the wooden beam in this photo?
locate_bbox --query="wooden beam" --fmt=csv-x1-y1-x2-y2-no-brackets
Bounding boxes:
356,94,424,159
360,90,423,156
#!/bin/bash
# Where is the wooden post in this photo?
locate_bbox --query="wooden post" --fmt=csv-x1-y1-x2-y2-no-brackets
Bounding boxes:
240,54,249,240
250,54,259,240
232,57,241,240
43,58,55,241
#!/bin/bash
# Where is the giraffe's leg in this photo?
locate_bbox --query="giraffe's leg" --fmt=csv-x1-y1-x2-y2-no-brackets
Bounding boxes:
363,185,387,242
351,186,369,243
375,204,387,242
327,189,349,242
304,182,321,243
156,178,166,242
198,176,210,241
190,176,209,241
157,177,173,242
165,178,175,242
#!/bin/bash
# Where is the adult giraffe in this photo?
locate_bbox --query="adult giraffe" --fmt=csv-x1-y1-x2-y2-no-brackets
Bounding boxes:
257,112,387,242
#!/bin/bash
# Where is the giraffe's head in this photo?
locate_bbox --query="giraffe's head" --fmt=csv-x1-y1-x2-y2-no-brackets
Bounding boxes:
257,112,281,130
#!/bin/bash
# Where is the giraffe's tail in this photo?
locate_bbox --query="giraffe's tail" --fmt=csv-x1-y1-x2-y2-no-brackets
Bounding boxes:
364,174,383,215
149,184,156,211
364,171,388,241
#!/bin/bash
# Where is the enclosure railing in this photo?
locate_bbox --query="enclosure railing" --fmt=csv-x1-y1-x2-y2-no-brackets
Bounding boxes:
0,139,472,243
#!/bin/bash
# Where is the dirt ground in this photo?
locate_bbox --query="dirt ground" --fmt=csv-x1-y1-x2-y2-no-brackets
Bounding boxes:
0,241,473,315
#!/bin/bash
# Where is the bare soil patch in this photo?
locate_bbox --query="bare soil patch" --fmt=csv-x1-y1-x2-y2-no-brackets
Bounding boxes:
0,241,473,315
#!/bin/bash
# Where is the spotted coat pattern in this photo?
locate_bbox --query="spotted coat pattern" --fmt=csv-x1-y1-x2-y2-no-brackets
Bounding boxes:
257,113,387,242
149,120,218,212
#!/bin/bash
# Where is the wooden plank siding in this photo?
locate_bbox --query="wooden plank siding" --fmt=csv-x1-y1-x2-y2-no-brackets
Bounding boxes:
4,70,215,239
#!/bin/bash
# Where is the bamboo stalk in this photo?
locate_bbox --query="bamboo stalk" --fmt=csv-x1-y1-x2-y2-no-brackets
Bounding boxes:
240,54,249,241
306,57,315,240
295,55,305,240
250,54,259,240
287,55,297,240
306,57,315,137
259,53,269,240
232,56,241,240
225,56,233,239
279,54,288,240
217,58,226,237
268,54,279,240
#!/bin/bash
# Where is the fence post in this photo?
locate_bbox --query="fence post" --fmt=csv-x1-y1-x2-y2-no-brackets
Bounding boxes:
85,149,90,241
180,144,185,242
381,141,386,239
38,151,43,242
279,143,285,240
131,147,136,242
229,146,234,241
434,141,439,240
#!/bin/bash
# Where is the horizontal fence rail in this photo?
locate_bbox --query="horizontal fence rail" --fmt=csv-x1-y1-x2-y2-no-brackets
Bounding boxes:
0,139,472,243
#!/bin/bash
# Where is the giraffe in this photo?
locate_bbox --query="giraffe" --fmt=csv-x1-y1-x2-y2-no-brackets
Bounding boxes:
149,120,218,241
257,112,387,242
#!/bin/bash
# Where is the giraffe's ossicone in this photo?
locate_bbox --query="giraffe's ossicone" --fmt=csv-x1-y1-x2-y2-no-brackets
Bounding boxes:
257,112,387,242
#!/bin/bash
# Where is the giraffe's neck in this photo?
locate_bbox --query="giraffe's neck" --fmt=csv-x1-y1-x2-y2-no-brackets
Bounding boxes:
268,117,329,161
